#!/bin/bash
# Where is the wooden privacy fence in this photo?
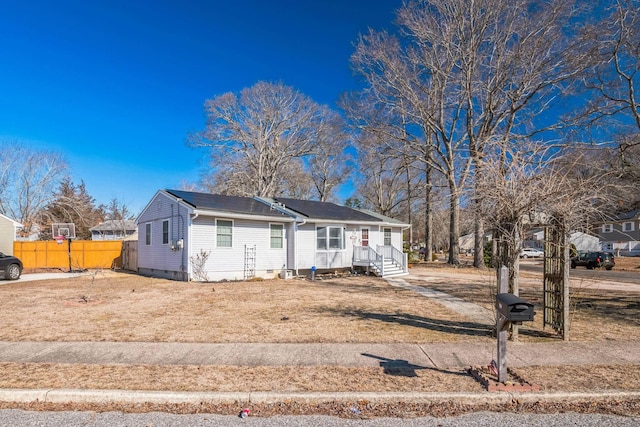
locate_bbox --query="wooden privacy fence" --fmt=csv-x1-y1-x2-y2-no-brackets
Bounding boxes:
14,240,124,270
121,240,138,272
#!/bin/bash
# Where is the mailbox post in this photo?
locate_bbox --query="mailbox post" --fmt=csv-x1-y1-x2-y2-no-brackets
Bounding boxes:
495,266,535,382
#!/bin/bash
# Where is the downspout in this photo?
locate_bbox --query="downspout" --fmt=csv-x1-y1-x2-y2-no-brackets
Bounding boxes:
189,212,199,281
295,217,306,276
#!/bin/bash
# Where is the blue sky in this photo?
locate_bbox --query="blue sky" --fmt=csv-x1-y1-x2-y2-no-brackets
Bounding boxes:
1,0,400,214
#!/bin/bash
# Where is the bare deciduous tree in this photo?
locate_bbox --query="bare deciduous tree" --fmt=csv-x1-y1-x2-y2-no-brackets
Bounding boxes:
0,141,68,235
351,0,588,267
190,81,347,199
576,0,640,206
353,132,411,218
580,0,640,152
477,141,619,296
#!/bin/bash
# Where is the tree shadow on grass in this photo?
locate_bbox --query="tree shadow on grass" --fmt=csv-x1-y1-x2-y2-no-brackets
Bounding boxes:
325,308,493,338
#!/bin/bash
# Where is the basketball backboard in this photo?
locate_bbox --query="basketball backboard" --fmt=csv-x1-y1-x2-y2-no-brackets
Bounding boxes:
52,223,76,239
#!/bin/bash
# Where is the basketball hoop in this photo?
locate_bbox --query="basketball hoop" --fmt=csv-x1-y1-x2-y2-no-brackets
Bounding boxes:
54,235,66,245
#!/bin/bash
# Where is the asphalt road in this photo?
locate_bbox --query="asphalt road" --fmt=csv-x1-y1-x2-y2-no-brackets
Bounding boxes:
0,410,638,427
519,260,640,284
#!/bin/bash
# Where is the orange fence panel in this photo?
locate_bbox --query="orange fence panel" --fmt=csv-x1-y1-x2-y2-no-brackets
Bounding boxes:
14,240,124,270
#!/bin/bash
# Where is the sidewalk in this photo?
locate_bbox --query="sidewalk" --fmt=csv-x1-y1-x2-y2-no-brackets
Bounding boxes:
1,340,639,369
0,339,639,406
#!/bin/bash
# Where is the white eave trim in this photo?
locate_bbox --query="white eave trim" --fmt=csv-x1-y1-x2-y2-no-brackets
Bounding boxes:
0,213,23,227
304,219,411,227
192,209,295,222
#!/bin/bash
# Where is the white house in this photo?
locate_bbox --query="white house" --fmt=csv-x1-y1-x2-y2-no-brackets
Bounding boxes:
0,214,22,255
90,219,137,240
530,230,600,252
569,231,600,252
136,190,410,281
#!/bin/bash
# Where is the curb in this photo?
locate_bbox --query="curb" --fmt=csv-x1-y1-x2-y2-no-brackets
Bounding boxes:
1,388,639,406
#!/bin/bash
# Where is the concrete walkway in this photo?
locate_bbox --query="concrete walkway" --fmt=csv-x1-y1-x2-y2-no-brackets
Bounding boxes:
1,340,639,369
386,276,494,325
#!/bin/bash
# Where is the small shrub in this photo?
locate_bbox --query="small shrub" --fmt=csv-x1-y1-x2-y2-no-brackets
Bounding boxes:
190,249,211,282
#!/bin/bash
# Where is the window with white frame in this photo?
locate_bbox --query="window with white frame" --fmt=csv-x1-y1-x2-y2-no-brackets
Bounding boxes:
217,220,233,247
601,224,613,233
317,226,344,250
383,228,392,246
145,223,151,245
622,222,635,232
270,224,283,249
162,220,169,244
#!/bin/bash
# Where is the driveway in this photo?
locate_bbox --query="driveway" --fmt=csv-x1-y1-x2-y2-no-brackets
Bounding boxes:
4,272,85,283
408,264,640,293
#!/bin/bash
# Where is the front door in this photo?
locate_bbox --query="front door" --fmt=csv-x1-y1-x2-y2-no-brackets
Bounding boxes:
361,228,369,247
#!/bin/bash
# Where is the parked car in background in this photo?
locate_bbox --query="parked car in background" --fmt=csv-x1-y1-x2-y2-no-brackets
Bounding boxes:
520,248,544,258
571,251,615,270
0,252,23,280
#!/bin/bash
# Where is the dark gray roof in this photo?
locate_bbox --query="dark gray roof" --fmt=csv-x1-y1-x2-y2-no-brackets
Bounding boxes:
274,197,381,222
90,219,137,232
166,190,288,218
613,210,640,221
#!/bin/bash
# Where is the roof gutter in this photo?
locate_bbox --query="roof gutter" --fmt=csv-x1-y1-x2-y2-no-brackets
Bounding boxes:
191,209,294,222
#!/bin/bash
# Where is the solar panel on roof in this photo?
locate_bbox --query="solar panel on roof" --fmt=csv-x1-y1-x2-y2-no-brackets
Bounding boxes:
166,190,286,217
274,197,380,222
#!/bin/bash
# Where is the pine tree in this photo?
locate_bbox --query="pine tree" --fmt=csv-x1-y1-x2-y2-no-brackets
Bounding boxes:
41,178,102,239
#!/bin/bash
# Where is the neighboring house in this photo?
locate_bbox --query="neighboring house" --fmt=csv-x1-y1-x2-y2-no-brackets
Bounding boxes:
136,190,410,282
530,230,600,252
459,233,475,253
593,210,640,256
90,220,137,241
569,231,600,252
0,214,23,255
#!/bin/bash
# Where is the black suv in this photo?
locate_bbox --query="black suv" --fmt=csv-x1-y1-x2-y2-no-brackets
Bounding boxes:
570,251,615,270
0,252,23,280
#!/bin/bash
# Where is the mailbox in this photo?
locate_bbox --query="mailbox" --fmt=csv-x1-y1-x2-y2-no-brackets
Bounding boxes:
496,293,535,323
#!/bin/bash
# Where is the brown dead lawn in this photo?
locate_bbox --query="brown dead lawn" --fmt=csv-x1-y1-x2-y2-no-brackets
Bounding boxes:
406,261,640,342
0,362,638,394
0,265,638,397
0,271,490,343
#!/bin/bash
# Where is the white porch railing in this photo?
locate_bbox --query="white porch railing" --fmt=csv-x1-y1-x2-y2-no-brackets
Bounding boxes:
352,245,408,277
376,245,408,273
353,245,385,276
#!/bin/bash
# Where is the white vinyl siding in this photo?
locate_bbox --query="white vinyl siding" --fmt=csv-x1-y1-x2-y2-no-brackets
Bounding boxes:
270,224,283,249
216,220,233,247
191,217,287,281
136,192,189,278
